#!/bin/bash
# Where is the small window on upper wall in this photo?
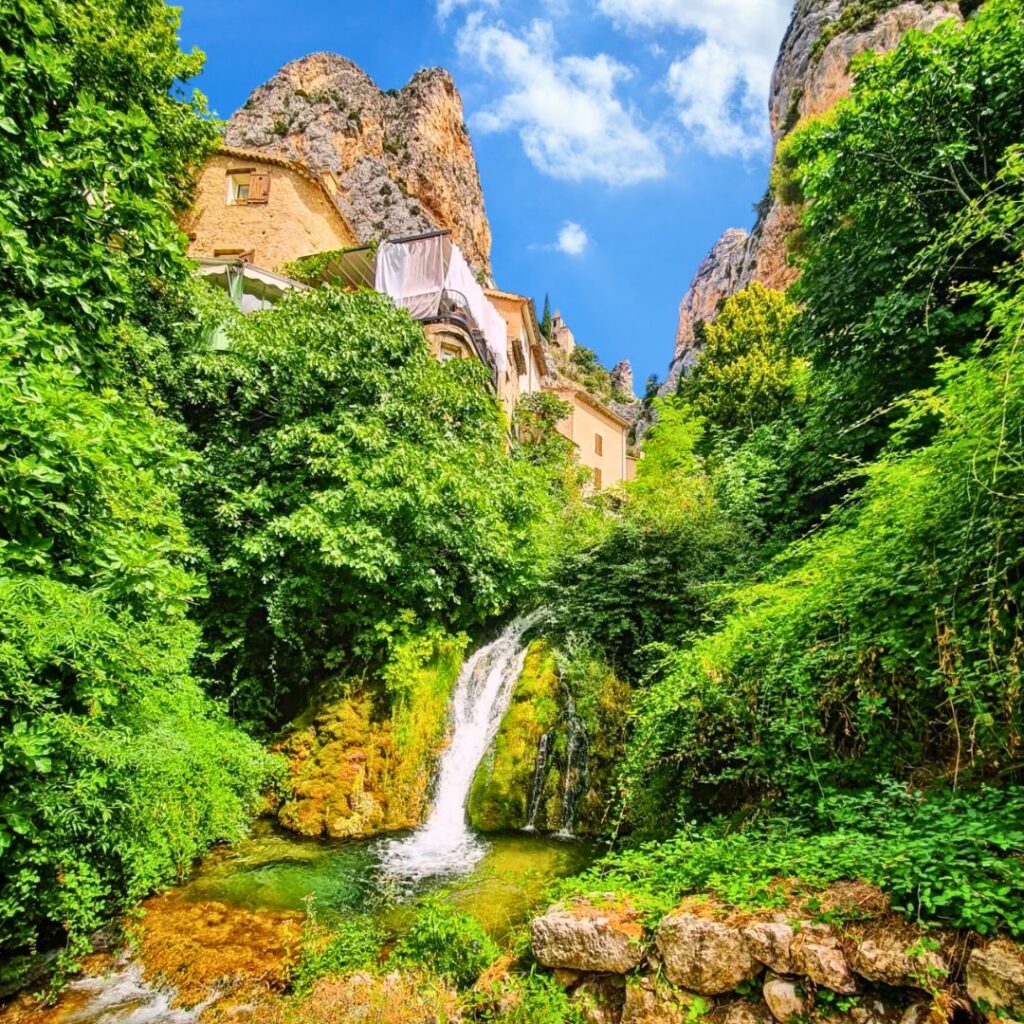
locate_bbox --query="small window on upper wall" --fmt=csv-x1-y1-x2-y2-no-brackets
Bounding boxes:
595,432,603,456
226,170,270,205
228,172,251,205
439,342,462,363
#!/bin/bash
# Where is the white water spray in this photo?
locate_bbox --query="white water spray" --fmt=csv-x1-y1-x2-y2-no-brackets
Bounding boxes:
380,617,534,878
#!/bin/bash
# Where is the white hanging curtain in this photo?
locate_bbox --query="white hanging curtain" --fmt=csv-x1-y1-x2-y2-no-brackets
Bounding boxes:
443,245,508,373
375,235,445,320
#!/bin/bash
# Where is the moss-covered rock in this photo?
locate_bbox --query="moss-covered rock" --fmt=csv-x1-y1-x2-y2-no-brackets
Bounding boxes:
468,641,561,831
275,631,465,839
468,641,631,836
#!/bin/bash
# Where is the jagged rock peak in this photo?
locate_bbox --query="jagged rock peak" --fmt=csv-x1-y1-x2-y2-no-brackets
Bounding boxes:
225,52,492,275
661,228,749,394
662,0,963,392
611,360,635,402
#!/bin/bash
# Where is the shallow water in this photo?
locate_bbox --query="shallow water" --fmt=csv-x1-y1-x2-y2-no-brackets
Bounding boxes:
180,820,594,939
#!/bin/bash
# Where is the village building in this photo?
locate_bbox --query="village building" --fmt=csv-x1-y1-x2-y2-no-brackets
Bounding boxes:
182,147,358,273
546,383,634,489
485,288,549,414
181,150,633,488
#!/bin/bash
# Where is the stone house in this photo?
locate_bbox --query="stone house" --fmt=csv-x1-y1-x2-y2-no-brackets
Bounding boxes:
182,146,358,272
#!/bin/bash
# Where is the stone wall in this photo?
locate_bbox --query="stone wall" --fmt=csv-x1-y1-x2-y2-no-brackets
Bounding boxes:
182,151,358,274
531,894,1024,1024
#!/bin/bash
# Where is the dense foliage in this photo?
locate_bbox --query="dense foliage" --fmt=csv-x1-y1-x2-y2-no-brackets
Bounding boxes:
558,784,1024,937
153,285,561,728
552,0,1024,922
1,0,570,979
0,0,276,980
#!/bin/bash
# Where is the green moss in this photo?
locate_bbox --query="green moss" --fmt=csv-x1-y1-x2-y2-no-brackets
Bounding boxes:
468,641,560,831
276,631,465,838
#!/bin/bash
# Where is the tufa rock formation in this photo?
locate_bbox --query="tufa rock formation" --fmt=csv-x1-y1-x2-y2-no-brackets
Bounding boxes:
662,0,963,392
225,52,492,275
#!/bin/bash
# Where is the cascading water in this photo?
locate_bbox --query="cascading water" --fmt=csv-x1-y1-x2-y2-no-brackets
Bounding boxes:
523,731,551,832
379,616,535,879
556,694,589,838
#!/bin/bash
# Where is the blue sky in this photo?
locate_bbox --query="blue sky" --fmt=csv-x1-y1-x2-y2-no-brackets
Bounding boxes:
176,0,793,388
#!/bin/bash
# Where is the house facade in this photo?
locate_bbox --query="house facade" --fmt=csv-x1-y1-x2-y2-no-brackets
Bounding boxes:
182,147,358,272
547,383,631,490
485,288,549,416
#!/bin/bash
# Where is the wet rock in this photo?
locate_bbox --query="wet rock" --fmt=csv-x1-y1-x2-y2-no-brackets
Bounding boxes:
572,976,627,1024
763,974,807,1023
852,934,947,989
744,922,797,976
621,976,699,1024
967,942,1024,1019
532,901,644,974
792,924,857,994
655,913,761,994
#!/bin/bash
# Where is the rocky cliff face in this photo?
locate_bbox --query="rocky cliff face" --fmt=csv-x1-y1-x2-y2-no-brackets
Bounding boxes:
662,0,962,390
225,52,492,275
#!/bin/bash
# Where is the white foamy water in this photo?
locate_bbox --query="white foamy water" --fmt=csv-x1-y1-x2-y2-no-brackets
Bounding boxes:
379,617,534,879
56,964,203,1024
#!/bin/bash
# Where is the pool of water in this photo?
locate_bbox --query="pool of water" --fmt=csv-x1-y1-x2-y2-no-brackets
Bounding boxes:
179,820,594,939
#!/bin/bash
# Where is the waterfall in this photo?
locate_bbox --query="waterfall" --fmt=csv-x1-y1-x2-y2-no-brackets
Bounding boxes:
556,693,589,838
380,616,534,878
523,731,551,832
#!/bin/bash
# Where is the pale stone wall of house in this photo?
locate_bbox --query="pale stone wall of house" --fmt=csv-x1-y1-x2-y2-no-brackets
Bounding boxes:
551,388,627,489
182,153,358,273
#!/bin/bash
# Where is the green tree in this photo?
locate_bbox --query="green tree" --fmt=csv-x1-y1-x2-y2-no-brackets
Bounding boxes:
680,283,804,436
539,293,552,341
167,286,561,727
779,0,1024,463
0,0,271,978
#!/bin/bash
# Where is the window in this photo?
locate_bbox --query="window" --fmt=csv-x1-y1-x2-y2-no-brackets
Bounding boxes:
595,432,603,456
593,467,602,490
227,169,270,205
439,342,462,363
228,172,250,205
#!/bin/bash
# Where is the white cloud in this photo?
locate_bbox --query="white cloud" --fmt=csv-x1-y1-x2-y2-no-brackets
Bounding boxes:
437,0,497,23
598,0,791,156
555,221,589,255
456,14,666,186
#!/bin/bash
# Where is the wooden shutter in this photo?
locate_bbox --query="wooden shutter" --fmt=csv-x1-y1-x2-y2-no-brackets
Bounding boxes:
595,433,603,456
248,172,270,204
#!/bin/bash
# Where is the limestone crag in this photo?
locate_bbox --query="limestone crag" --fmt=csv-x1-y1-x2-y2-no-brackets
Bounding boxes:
662,0,963,391
225,52,492,275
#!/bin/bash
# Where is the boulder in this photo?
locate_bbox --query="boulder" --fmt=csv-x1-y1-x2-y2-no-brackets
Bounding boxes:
572,976,626,1024
792,924,857,994
744,922,797,975
852,934,947,989
622,976,700,1024
532,901,644,974
763,975,806,1023
967,942,1024,1019
656,913,761,994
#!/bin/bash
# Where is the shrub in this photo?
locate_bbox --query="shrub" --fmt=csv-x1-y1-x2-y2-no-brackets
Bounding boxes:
392,895,499,989
291,915,384,995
